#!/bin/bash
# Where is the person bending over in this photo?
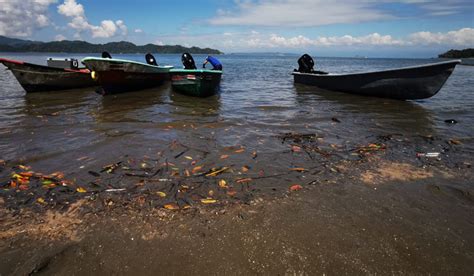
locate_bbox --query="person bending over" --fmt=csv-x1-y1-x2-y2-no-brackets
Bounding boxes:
203,56,223,70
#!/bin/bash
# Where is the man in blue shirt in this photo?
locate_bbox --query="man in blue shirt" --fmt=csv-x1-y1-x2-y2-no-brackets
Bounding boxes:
203,55,222,70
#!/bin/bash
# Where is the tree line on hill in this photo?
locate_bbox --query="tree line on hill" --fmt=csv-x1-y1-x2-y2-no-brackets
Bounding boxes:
438,48,474,58
0,36,222,54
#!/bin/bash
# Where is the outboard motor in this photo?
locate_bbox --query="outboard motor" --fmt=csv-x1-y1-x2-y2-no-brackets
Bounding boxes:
145,53,158,66
297,54,314,73
182,53,197,69
102,51,112,59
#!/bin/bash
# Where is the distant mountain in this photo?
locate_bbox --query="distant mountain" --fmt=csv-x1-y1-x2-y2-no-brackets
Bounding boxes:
0,36,222,54
438,48,474,58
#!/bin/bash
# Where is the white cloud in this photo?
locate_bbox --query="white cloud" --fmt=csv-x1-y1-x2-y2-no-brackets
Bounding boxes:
409,28,474,45
156,28,473,51
54,34,66,41
134,28,143,33
0,0,57,37
57,0,128,38
209,0,472,27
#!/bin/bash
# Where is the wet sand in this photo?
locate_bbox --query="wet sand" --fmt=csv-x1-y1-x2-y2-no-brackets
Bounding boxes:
1,132,473,275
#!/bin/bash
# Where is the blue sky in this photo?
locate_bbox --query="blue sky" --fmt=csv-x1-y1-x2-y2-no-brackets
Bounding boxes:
0,0,473,57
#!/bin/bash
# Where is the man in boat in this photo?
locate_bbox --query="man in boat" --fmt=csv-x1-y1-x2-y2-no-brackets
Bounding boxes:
203,56,223,70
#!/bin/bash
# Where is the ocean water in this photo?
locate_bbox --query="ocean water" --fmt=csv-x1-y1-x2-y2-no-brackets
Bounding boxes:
0,53,473,180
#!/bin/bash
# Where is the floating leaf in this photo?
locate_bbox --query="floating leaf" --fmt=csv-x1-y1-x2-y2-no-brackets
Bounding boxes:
291,145,302,152
42,180,53,185
19,172,33,177
290,184,303,191
236,178,252,183
164,203,179,210
192,166,203,174
206,167,229,177
157,191,166,198
290,168,306,172
50,172,65,179
18,165,31,170
201,198,217,204
252,151,258,159
235,148,245,153
449,139,462,145
227,190,237,196
218,179,228,188
37,197,46,204
220,154,229,159
184,156,193,160
76,187,87,193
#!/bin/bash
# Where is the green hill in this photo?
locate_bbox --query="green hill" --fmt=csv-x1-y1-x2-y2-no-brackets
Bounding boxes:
438,48,474,58
0,36,222,54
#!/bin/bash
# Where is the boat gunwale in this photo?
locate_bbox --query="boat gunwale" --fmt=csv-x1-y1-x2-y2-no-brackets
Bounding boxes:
170,69,222,74
291,60,461,77
81,57,173,70
0,58,89,73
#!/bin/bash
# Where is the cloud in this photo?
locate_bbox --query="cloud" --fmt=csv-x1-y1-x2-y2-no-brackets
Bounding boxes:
156,28,473,51
209,0,391,27
209,0,472,27
409,28,474,45
54,34,67,41
134,29,143,33
57,0,128,38
0,0,57,37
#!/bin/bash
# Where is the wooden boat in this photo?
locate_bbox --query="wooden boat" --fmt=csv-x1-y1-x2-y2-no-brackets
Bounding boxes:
292,56,461,100
170,69,222,97
0,58,95,93
82,53,173,95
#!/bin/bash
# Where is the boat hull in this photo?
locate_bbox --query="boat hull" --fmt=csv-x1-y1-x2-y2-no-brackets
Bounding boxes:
170,69,222,97
0,58,94,93
82,57,173,95
292,60,461,100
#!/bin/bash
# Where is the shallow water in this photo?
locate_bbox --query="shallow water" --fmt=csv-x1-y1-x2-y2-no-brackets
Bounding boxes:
0,53,473,182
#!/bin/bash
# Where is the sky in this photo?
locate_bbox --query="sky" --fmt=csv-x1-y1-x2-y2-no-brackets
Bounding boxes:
0,0,473,57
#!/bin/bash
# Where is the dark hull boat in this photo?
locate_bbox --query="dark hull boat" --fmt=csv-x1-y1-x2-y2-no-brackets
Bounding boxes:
293,59,461,100
82,56,173,95
0,58,95,93
170,69,222,97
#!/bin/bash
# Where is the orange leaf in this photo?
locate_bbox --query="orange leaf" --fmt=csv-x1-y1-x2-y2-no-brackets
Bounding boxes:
227,190,237,196
236,178,252,183
220,154,229,159
192,166,203,174
235,148,245,153
290,168,306,172
289,184,303,191
241,166,249,172
163,203,180,210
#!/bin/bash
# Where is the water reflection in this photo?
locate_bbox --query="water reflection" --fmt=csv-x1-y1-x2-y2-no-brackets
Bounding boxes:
293,83,435,135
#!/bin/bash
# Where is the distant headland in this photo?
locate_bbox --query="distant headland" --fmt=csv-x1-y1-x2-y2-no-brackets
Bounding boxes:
0,36,222,54
438,48,474,58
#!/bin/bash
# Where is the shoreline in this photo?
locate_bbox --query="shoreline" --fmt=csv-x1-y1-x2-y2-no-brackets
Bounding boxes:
1,131,473,274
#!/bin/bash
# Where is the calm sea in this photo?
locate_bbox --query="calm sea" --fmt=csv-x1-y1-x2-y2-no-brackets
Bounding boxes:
0,53,473,179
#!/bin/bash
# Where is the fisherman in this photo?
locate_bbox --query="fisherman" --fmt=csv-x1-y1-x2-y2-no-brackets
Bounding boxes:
203,55,223,70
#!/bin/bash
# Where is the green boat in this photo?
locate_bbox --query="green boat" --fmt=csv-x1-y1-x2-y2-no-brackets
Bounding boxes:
170,53,222,97
170,69,222,97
